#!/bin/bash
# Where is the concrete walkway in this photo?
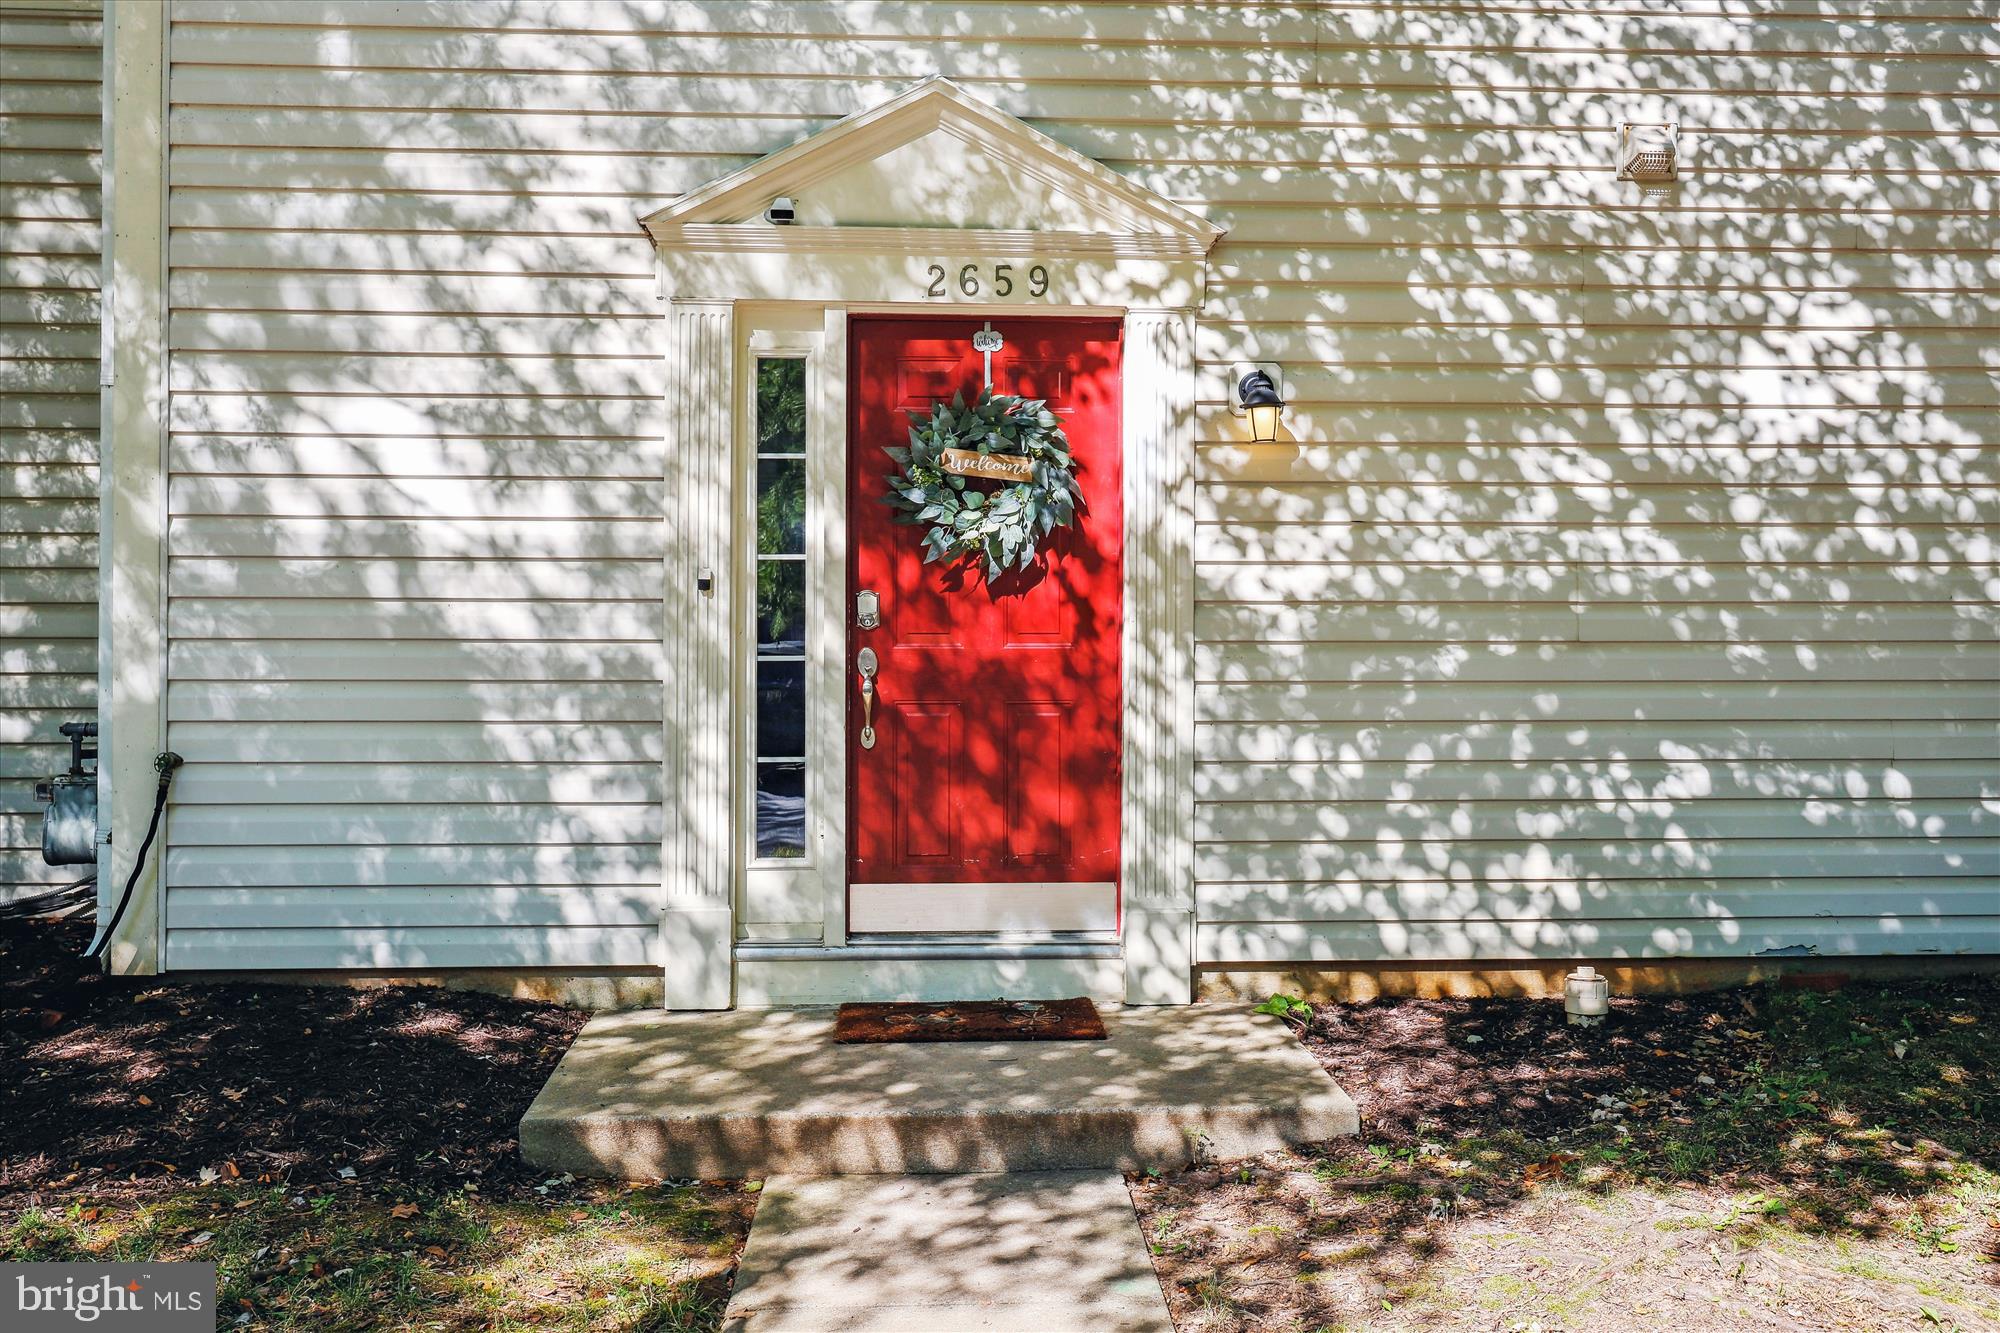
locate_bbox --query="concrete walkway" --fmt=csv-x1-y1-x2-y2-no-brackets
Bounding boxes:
520,1003,1360,1329
722,1171,1174,1333
520,1002,1358,1178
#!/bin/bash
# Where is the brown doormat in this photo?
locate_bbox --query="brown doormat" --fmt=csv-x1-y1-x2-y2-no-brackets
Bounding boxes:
833,997,1107,1044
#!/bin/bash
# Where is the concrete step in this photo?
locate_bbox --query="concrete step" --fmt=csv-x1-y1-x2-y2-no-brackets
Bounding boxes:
519,1002,1358,1179
722,1171,1173,1332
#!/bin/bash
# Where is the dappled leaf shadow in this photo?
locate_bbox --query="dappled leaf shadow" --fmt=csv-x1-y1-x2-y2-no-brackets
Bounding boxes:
6,4,1994,975
0,917,584,1202
1136,974,2000,1328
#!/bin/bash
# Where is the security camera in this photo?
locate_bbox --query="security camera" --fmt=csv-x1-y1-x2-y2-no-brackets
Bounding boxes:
765,197,796,225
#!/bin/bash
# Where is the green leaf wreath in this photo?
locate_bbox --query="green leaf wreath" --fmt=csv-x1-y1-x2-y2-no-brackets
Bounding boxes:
881,389,1082,580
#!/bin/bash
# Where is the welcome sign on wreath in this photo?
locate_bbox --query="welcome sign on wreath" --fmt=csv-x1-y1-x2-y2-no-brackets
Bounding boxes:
881,389,1082,581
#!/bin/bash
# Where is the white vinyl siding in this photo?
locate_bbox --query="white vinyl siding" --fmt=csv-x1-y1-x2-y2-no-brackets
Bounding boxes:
157,1,1997,970
1188,6,2000,967
0,1,100,904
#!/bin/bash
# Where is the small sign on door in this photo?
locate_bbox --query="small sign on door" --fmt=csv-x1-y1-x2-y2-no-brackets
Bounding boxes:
940,448,1033,483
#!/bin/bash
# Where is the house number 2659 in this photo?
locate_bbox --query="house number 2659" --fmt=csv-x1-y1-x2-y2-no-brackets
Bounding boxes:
925,263,1050,299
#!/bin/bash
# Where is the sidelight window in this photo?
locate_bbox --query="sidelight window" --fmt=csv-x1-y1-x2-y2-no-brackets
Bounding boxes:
752,356,808,860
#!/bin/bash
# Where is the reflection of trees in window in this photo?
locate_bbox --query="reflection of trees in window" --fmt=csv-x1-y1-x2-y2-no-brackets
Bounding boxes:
754,357,808,859
757,358,807,645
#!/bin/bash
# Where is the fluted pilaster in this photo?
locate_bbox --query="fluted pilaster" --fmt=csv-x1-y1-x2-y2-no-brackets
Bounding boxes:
1120,308,1198,1003
661,301,735,1008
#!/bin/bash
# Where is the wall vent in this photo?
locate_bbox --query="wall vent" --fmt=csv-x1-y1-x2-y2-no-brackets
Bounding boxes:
1616,122,1679,183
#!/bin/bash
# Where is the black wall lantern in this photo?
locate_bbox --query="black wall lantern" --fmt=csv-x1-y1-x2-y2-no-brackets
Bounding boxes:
1234,368,1285,444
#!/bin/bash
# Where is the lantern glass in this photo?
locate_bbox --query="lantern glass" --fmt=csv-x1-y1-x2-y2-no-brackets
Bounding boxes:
1247,400,1280,443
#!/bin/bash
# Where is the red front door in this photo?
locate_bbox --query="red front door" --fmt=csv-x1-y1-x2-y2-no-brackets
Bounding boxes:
847,318,1122,931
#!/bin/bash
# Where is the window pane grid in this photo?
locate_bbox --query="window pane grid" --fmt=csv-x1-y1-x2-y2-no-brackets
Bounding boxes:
752,356,809,861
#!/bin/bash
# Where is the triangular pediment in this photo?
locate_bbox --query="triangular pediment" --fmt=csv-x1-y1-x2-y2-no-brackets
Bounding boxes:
640,77,1222,250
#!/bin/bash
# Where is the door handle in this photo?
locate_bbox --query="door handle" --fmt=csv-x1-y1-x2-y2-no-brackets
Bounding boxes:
856,647,878,751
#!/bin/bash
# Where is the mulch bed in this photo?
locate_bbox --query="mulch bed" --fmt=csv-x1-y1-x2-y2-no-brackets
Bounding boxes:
1299,975,1998,1157
833,996,1106,1043
0,916,587,1210
1133,977,2000,1331
1301,987,1762,1148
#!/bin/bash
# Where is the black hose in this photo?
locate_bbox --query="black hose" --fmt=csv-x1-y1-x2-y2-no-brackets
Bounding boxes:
85,752,182,961
0,874,96,922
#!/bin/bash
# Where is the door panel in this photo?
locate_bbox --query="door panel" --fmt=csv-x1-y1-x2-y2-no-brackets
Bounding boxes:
895,700,961,863
1004,702,1067,862
847,317,1123,922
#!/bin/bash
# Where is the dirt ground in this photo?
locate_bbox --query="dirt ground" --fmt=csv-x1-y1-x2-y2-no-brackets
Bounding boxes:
2,917,585,1202
1,917,751,1329
1132,979,2000,1332
8,911,1997,1331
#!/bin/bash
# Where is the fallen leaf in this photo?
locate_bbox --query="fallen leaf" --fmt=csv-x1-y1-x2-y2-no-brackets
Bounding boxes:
190,1232,214,1246
136,1095,153,1107
424,1246,447,1259
568,1210,587,1222
224,1161,240,1179
389,1203,420,1219
198,1167,220,1186
221,1088,245,1103
1948,1014,1976,1026
81,1208,99,1222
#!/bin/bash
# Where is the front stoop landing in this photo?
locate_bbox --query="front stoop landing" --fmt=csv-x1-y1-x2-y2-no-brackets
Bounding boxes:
519,1002,1359,1179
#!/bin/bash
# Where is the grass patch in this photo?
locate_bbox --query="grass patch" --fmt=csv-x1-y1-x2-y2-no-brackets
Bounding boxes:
2,1180,750,1332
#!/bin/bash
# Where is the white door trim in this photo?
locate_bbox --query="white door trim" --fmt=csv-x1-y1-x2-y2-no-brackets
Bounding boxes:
733,310,850,948
649,80,1215,1008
